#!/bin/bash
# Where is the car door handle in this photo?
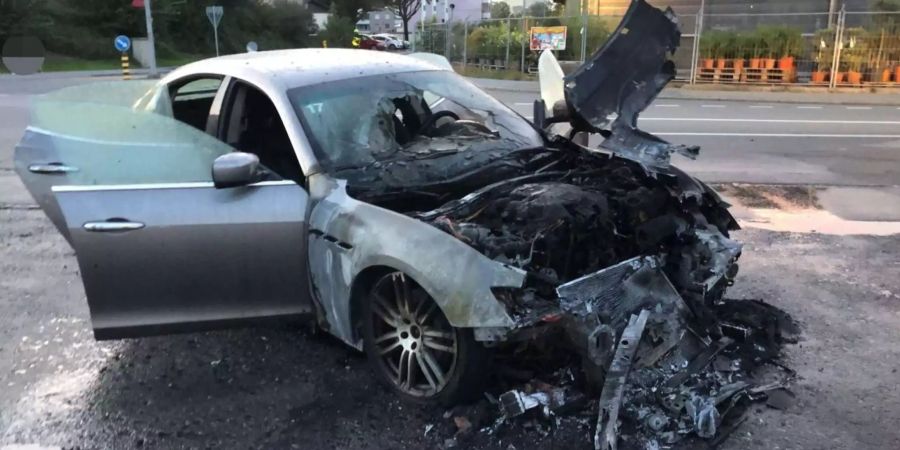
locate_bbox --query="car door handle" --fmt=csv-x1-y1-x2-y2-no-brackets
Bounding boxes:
83,220,145,233
28,163,79,174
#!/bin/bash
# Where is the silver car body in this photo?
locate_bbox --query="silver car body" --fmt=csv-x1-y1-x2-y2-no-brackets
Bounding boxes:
14,49,526,346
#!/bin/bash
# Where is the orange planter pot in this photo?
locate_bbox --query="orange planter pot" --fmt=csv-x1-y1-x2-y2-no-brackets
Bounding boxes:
733,59,745,74
764,58,777,69
895,67,900,83
778,56,795,70
847,70,862,85
716,58,727,69
749,58,761,69
702,59,714,69
811,71,827,83
834,72,845,84
881,69,892,83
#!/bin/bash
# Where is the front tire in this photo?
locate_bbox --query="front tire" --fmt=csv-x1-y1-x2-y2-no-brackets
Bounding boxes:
362,272,489,405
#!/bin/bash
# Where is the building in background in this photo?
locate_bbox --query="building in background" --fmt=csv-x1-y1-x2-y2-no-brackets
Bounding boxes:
357,9,401,34
411,0,491,28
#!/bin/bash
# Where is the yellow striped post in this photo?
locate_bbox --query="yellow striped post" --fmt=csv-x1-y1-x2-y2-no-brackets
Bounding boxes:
121,54,131,80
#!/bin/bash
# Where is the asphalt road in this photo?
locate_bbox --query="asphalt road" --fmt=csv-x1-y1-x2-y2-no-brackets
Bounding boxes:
486,89,900,186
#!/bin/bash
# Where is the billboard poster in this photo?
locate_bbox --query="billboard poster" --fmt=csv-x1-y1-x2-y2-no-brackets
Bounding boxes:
529,26,567,51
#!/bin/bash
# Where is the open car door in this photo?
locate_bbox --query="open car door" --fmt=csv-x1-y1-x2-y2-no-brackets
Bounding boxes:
14,81,312,339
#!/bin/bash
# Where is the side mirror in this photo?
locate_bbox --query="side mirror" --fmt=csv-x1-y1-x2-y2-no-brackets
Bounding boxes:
212,152,262,189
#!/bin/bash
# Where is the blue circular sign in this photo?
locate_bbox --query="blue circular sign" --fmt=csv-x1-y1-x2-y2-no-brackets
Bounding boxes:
114,35,131,53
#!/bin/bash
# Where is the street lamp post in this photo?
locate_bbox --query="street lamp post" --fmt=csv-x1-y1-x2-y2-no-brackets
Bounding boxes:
143,0,158,76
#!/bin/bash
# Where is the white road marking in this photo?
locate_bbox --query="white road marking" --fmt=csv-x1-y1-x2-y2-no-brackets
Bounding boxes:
653,104,680,107
653,132,900,138
846,106,872,110
749,105,774,108
701,104,726,108
640,118,900,125
797,105,823,109
513,102,533,106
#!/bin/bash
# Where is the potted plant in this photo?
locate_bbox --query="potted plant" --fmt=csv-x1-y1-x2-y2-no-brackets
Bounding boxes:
811,28,835,83
719,31,738,70
745,31,763,69
733,33,751,75
699,32,718,69
707,31,737,70
756,26,780,69
778,27,804,75
869,29,893,84
842,28,868,85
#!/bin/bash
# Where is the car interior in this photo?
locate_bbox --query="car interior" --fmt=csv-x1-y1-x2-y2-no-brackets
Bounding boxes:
220,82,304,184
170,78,222,131
164,77,305,185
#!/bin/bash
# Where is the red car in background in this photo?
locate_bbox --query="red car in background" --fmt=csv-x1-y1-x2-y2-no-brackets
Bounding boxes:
359,34,381,50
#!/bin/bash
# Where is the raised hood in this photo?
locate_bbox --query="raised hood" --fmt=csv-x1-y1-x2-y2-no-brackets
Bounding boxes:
560,0,699,169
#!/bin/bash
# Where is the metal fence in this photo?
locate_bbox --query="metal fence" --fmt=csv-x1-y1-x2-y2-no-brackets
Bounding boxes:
412,7,900,88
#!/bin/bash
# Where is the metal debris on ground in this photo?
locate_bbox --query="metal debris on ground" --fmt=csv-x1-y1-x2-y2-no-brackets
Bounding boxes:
482,296,798,449
595,310,650,450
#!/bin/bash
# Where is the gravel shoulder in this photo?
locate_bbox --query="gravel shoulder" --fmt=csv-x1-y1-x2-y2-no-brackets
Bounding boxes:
1,208,899,449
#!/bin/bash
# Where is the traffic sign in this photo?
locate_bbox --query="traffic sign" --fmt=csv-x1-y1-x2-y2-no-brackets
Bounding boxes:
206,6,224,56
206,6,224,28
114,35,131,53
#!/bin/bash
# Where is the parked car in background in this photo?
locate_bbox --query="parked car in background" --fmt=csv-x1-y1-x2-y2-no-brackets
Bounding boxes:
359,34,381,50
373,34,407,50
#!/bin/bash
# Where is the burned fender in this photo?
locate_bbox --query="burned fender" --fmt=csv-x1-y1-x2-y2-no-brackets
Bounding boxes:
307,174,526,348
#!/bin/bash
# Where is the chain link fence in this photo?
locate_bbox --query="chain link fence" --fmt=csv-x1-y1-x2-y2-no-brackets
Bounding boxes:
411,8,900,88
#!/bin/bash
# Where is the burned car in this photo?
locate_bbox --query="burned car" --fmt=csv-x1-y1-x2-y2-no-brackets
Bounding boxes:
14,1,795,446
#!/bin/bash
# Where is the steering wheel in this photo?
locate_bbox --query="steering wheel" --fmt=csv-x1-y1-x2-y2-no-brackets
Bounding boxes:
417,110,460,135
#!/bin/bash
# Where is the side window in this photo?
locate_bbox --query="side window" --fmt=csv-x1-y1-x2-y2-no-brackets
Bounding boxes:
30,80,233,186
170,77,223,131
220,81,304,183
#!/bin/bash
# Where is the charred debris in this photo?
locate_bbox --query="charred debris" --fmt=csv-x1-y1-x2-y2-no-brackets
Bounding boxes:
344,1,798,447
409,139,799,449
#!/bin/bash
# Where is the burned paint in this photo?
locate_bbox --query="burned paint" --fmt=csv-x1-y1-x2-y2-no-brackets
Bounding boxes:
306,174,526,348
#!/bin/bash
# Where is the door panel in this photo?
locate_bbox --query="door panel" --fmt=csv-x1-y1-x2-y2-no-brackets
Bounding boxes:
13,129,72,240
14,79,232,242
54,180,311,339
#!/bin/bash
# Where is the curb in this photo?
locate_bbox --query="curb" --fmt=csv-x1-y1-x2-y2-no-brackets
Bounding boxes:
467,77,900,106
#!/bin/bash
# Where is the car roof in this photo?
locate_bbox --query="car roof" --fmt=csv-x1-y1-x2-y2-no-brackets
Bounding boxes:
164,49,446,92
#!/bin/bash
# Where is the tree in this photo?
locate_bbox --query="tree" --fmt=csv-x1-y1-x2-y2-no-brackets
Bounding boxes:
332,0,372,21
490,1,510,18
388,0,421,40
526,1,551,17
320,14,356,47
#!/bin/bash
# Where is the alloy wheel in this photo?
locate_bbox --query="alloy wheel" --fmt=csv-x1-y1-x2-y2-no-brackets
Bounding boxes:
369,272,458,398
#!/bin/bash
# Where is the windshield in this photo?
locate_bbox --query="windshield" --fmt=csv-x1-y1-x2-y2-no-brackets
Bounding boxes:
288,70,541,178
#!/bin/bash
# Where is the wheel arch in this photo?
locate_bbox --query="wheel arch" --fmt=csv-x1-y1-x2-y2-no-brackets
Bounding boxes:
348,265,398,345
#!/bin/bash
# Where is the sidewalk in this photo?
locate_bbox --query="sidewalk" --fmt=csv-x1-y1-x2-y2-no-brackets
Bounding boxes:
468,77,900,106
0,67,173,80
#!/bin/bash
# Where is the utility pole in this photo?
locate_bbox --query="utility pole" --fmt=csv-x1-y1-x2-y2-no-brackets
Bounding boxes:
143,0,158,76
828,0,838,28
690,0,705,84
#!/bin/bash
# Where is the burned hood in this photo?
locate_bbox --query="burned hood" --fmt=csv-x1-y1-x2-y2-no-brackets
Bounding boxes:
562,0,698,169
